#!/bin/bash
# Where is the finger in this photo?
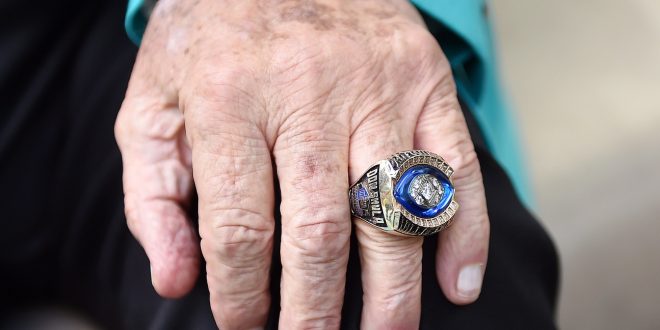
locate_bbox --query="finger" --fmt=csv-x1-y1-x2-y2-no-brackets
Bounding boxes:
274,115,351,329
414,80,489,305
115,93,199,298
349,110,423,329
186,96,275,329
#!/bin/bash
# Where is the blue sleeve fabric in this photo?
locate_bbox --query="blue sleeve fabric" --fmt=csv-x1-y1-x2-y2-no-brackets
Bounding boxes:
124,0,533,207
411,0,532,207
125,0,147,45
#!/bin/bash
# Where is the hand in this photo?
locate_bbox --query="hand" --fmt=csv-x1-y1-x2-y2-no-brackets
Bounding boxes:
115,0,489,328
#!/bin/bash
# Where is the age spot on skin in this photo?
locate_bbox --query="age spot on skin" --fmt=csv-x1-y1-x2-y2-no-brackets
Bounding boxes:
364,6,396,20
278,0,336,31
288,152,343,193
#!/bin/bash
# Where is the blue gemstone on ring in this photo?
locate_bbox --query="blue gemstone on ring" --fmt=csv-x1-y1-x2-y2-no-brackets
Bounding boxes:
393,165,454,218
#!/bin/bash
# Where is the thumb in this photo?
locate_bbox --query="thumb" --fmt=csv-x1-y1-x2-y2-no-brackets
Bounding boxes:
115,92,200,298
414,77,490,305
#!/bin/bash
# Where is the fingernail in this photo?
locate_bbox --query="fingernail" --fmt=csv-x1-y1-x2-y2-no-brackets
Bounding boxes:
456,264,484,299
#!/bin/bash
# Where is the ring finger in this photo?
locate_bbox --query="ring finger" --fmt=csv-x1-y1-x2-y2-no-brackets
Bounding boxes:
349,109,422,329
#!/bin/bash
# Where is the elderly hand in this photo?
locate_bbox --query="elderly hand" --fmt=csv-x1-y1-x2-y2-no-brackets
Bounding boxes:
115,0,489,328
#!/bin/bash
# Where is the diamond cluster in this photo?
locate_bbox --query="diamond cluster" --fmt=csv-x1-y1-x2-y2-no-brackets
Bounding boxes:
408,174,444,208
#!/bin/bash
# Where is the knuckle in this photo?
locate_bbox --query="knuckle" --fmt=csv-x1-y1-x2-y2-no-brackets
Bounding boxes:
201,208,274,262
214,301,269,330
451,147,480,175
114,106,129,146
183,65,258,121
286,206,351,259
401,25,446,65
466,213,490,237
196,66,253,101
447,146,483,189
444,212,489,256
115,97,184,149
391,24,452,84
425,111,480,176
115,98,147,148
353,114,409,153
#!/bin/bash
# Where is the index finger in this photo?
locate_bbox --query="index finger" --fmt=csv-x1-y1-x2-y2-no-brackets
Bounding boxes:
185,88,276,329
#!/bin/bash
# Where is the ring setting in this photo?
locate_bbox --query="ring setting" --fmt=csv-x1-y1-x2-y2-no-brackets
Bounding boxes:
349,150,459,236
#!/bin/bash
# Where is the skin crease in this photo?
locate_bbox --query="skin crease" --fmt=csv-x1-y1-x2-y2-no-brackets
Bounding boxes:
115,0,490,329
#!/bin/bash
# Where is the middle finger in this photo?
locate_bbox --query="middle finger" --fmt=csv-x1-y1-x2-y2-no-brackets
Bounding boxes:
274,114,351,329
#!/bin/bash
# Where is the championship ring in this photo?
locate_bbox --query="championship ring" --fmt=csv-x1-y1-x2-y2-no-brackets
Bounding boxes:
349,150,459,236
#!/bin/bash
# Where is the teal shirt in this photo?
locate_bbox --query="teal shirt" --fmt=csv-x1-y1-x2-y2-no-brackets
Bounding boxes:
125,0,532,207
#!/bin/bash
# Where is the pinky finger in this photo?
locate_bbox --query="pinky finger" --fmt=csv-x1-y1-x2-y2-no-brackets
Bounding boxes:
116,97,200,298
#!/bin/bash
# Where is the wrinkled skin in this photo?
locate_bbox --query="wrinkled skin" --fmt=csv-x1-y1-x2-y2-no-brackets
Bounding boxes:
115,0,489,328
